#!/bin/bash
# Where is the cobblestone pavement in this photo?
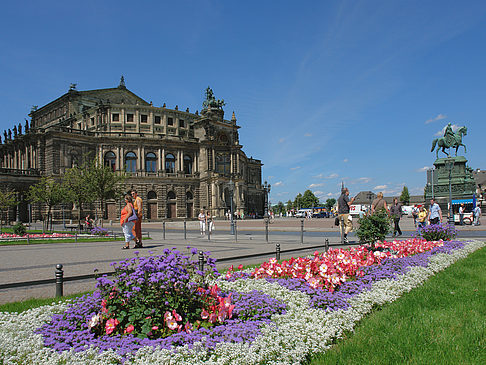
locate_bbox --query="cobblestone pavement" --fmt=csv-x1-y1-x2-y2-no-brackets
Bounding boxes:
1,217,484,304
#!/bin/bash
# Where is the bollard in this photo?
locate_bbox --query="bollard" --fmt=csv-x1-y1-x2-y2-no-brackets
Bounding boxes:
55,264,64,297
75,232,78,243
207,227,211,241
198,251,204,272
184,220,187,240
265,218,269,242
234,220,238,242
340,215,344,245
113,232,116,240
147,231,150,238
276,243,281,261
163,221,166,240
325,238,329,252
27,234,30,244
109,219,113,227
300,219,304,244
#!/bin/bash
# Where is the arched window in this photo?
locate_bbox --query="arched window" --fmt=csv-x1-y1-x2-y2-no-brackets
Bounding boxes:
70,153,79,168
165,153,175,173
167,191,176,200
216,153,230,175
147,190,157,200
125,152,137,173
104,151,116,171
186,191,193,200
146,152,157,173
183,155,192,174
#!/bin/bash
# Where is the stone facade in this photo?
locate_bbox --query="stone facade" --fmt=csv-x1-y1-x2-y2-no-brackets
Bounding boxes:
0,81,264,222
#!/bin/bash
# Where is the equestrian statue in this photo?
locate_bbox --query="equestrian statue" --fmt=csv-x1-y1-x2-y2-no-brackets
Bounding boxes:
431,123,468,158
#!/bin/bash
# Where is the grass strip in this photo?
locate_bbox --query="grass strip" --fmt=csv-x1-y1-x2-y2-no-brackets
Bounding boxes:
0,291,92,313
306,245,486,365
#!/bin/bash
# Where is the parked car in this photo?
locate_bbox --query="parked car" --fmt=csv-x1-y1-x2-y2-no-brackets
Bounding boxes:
312,212,326,218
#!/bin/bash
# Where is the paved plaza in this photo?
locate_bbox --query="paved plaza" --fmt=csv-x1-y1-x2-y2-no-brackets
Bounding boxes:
1,217,485,304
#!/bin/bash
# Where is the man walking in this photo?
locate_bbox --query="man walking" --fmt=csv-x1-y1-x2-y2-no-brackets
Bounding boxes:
337,188,355,244
473,205,481,225
458,203,465,225
390,198,402,237
427,198,442,225
131,190,143,248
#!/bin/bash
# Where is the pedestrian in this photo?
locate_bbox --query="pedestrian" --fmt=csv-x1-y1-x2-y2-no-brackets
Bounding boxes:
473,205,481,225
418,206,428,229
131,190,143,248
337,187,355,244
207,211,215,233
198,209,206,235
458,203,465,225
120,194,137,249
412,205,419,227
390,198,402,237
427,198,442,225
371,192,388,214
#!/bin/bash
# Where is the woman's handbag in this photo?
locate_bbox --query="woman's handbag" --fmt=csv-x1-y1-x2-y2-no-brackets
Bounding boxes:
128,204,138,222
334,217,340,226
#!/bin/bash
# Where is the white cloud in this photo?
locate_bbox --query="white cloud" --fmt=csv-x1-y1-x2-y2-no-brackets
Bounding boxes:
374,184,388,190
343,158,349,163
274,181,283,187
327,192,335,196
416,166,432,172
290,166,301,170
357,177,372,184
314,173,339,179
304,133,312,137
425,113,447,124
278,138,286,144
309,183,325,188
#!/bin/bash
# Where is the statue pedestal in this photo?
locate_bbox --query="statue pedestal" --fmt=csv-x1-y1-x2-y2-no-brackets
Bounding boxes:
425,156,476,212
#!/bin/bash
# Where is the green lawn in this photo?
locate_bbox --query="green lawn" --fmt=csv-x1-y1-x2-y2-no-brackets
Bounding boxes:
306,246,486,365
0,292,92,313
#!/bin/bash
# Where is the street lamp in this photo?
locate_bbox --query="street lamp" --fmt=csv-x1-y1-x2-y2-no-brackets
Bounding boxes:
263,181,271,218
445,158,455,225
367,192,373,215
229,179,235,235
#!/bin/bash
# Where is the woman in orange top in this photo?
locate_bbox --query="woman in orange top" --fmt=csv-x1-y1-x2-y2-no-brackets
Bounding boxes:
120,194,136,249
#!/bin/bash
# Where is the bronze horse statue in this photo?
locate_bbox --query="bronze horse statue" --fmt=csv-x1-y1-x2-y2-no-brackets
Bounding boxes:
431,126,467,158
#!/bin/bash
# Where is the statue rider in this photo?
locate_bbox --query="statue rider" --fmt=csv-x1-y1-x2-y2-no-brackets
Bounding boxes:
444,123,454,147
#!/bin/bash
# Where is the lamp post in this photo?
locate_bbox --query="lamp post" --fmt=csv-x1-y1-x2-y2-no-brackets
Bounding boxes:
367,192,373,215
445,158,455,225
229,179,235,235
263,181,271,218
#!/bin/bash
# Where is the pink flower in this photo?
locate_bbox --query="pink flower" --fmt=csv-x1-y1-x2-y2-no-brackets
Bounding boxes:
172,310,182,322
201,309,209,319
184,321,193,333
238,264,243,270
209,312,218,324
152,325,159,331
105,318,119,335
124,324,134,334
167,318,178,330
164,311,172,322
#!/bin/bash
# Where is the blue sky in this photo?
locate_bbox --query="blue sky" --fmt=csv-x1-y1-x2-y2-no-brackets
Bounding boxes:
1,1,486,204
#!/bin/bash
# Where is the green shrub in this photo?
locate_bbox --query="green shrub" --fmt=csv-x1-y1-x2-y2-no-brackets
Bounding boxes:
356,210,391,244
12,222,26,236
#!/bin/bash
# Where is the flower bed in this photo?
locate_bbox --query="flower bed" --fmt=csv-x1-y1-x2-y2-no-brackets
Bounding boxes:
0,232,74,239
0,239,484,364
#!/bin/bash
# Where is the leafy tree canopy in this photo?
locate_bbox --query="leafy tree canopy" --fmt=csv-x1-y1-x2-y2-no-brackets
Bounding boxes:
400,186,410,205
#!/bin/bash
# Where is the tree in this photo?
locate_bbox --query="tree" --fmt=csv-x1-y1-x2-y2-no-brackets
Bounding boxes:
87,158,126,226
400,186,410,205
293,193,303,210
27,177,65,232
301,190,319,208
356,209,391,246
63,164,95,227
286,200,293,212
325,198,336,211
273,201,286,215
0,189,17,232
